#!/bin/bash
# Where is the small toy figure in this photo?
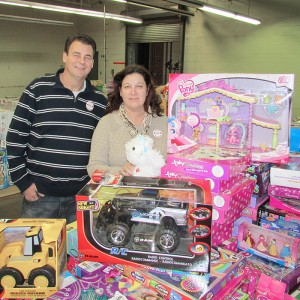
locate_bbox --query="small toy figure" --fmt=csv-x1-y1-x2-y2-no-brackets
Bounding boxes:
192,127,200,141
245,230,255,248
167,116,181,154
226,125,241,145
268,239,278,257
256,234,268,252
280,242,291,259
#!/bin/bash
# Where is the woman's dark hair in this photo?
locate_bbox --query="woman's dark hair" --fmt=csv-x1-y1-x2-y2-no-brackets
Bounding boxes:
64,34,97,57
106,64,163,116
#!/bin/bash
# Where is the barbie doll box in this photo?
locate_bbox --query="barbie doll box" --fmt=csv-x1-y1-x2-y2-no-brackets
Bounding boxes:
76,175,213,273
237,221,300,269
167,73,294,165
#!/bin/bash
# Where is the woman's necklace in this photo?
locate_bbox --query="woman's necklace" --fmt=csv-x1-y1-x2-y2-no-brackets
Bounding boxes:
119,102,152,137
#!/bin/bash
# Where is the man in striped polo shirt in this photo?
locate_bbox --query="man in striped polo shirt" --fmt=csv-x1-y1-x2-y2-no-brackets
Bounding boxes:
6,34,107,224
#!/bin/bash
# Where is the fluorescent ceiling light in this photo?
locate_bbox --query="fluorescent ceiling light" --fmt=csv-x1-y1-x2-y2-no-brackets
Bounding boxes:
0,13,74,25
199,4,261,25
0,0,143,24
113,0,195,17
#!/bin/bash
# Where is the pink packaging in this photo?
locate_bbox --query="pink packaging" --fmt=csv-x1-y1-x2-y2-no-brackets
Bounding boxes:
167,147,250,181
212,177,255,224
168,73,293,165
212,219,234,247
161,164,244,193
269,195,300,216
268,184,300,200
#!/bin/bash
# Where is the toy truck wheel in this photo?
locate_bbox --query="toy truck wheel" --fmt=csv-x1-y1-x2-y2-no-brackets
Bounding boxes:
28,265,56,288
107,223,130,246
155,229,179,253
0,267,24,288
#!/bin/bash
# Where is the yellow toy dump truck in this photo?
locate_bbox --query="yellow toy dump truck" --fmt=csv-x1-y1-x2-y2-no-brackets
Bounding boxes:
0,219,66,299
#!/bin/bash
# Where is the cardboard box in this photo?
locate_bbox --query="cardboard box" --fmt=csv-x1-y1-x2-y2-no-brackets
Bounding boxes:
77,176,213,273
270,157,300,189
0,218,66,299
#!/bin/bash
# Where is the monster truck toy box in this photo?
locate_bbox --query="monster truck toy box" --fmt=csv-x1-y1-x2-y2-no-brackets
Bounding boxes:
0,218,67,299
76,175,213,273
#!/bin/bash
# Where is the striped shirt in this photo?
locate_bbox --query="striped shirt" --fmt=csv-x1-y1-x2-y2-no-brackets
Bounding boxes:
6,68,107,196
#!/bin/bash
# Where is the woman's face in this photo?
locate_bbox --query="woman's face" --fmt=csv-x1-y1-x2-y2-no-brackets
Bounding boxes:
120,73,148,112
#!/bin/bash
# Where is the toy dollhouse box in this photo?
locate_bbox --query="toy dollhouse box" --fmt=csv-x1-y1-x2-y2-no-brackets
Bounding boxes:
76,175,213,273
167,74,294,166
0,218,67,299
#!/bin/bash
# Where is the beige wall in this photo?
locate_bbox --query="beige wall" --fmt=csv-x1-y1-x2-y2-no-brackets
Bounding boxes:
0,4,126,98
183,0,300,120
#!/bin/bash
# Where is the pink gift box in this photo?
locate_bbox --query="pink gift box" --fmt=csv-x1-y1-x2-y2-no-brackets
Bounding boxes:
268,184,300,200
269,195,300,216
167,146,250,181
161,164,244,193
212,177,255,224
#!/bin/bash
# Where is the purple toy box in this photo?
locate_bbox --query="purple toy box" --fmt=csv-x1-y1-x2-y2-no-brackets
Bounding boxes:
167,73,293,165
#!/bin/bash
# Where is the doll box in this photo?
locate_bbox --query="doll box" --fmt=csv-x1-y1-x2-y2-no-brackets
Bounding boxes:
168,73,293,164
76,176,213,273
268,184,300,200
270,157,300,189
167,146,251,181
0,218,66,299
237,221,300,269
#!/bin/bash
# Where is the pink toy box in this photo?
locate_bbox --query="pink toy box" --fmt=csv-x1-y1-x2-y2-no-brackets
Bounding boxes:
167,73,293,165
268,184,300,200
269,195,300,216
161,164,245,194
212,177,255,224
76,176,213,273
237,221,300,269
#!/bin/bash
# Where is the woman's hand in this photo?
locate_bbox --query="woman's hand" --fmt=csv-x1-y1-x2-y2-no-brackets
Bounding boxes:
119,163,135,176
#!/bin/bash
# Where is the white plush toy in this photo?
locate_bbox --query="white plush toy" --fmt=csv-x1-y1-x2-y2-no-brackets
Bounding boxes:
125,134,165,177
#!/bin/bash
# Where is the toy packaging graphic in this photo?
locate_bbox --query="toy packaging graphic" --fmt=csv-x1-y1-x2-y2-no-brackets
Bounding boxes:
237,221,300,269
270,156,300,189
245,255,300,294
0,218,66,299
76,175,213,273
48,261,159,300
167,73,293,165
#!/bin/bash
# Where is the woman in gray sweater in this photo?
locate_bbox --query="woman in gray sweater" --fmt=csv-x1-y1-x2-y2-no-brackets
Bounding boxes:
87,65,168,177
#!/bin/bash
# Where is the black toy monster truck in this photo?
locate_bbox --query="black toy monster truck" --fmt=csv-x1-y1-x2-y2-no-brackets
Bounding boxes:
96,189,189,253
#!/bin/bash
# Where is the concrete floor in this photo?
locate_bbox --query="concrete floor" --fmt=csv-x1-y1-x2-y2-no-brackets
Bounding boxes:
0,192,23,219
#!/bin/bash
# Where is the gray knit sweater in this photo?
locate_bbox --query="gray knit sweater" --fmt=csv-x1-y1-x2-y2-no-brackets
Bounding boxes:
87,110,168,176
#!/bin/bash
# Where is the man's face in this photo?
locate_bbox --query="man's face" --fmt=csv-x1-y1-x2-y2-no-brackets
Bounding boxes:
63,40,94,81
